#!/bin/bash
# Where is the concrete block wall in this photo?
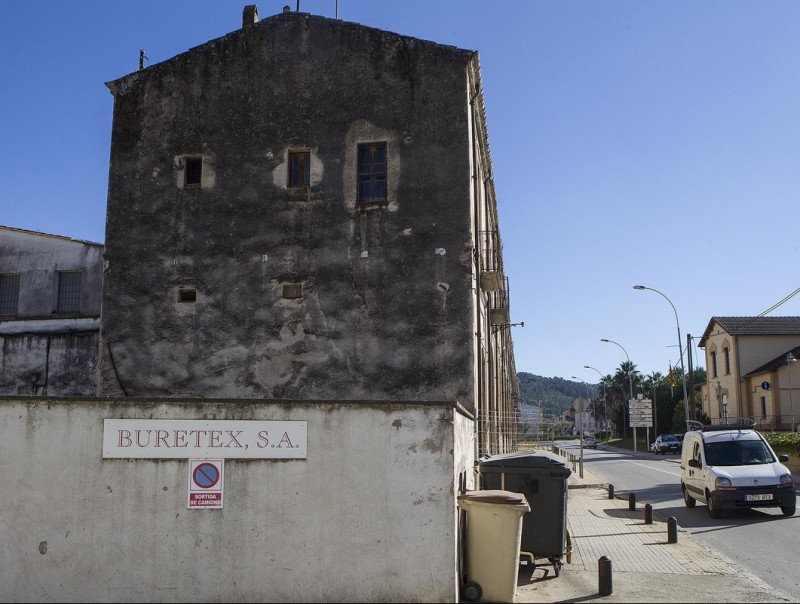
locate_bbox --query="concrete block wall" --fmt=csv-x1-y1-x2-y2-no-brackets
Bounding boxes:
0,397,474,603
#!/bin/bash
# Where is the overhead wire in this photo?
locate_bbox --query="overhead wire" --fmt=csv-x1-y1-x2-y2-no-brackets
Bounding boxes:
757,286,800,316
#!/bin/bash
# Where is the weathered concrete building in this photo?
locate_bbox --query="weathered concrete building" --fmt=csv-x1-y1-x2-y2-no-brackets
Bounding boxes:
0,226,102,395
99,6,519,455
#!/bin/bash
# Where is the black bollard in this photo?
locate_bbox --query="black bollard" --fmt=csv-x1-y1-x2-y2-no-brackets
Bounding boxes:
644,503,653,524
608,484,614,499
667,517,678,543
628,492,636,511
598,555,613,596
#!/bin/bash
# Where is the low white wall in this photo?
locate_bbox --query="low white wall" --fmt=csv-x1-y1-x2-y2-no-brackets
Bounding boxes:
0,397,474,603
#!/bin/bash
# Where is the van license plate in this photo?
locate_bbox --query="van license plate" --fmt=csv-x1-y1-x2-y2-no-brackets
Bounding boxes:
746,494,773,502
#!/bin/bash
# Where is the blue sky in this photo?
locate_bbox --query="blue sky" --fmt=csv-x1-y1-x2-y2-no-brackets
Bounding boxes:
3,1,800,383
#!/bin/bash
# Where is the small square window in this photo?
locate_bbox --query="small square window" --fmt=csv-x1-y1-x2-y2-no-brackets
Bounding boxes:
178,289,197,303
357,142,387,204
0,273,20,316
56,271,82,314
185,157,202,186
288,151,310,187
282,283,303,299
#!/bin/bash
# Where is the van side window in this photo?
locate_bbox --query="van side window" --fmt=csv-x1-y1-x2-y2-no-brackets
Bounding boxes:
692,442,702,465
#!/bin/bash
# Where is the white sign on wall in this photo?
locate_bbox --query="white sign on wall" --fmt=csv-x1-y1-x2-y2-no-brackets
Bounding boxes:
188,459,224,509
103,419,307,459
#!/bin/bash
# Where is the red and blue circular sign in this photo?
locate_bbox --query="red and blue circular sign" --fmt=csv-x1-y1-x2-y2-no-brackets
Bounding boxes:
192,462,220,489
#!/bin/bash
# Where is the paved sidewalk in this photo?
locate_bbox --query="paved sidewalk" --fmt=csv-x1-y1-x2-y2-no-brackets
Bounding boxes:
512,467,791,603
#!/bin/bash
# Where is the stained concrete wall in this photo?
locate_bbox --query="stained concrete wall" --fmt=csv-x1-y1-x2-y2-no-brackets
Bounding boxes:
0,227,103,395
0,397,474,603
0,330,98,395
0,227,103,319
100,11,478,408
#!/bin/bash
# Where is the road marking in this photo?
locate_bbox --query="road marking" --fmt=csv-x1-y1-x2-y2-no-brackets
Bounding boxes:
628,460,682,476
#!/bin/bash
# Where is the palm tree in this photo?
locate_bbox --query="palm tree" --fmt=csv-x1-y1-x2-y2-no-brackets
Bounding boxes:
608,361,641,439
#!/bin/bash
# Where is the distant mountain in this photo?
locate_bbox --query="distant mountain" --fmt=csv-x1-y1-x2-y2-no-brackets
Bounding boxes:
517,372,597,416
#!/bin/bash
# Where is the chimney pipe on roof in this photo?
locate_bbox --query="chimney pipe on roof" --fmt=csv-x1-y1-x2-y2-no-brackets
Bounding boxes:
242,5,259,27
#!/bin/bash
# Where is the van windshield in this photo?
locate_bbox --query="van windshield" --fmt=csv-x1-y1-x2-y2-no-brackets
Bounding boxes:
704,440,775,466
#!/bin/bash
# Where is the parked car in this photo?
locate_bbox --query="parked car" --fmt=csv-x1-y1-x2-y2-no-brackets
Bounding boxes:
680,423,795,518
654,434,681,454
583,435,598,449
673,433,685,443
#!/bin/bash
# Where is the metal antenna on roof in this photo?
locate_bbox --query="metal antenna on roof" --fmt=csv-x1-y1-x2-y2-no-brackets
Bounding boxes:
139,49,149,70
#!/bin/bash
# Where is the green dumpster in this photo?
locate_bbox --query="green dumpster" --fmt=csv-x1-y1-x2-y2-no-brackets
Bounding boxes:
477,452,572,575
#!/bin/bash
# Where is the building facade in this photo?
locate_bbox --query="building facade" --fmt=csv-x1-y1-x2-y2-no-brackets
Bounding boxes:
698,316,800,429
0,226,102,395
98,6,519,456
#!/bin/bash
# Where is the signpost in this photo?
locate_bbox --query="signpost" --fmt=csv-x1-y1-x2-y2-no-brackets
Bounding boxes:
629,399,653,427
629,399,653,449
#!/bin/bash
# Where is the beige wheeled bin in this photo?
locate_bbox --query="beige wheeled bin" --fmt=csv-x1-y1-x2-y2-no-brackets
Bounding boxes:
458,490,530,603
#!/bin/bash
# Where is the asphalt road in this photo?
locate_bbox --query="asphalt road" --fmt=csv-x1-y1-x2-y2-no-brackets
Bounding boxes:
558,440,800,601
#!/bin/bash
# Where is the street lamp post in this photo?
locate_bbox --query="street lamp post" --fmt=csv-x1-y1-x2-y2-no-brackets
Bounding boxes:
571,375,589,478
584,365,606,441
788,352,797,432
633,285,690,430
601,338,636,450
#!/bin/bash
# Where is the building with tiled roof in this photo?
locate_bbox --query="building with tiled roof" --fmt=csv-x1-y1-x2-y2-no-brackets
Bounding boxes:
698,316,800,430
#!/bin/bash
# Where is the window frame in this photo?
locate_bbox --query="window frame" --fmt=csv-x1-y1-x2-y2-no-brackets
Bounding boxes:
710,350,718,378
0,273,20,317
184,156,202,186
178,288,197,303
357,141,387,204
55,270,83,314
288,150,311,188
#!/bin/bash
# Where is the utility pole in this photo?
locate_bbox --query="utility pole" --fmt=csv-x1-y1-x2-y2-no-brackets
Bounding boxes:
687,333,694,422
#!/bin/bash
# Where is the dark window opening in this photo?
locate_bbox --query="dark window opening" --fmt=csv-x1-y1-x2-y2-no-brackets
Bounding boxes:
761,396,767,419
56,271,82,314
710,351,717,378
178,289,197,303
288,151,310,187
357,142,387,203
723,347,730,375
0,273,20,316
185,157,202,185
282,283,303,299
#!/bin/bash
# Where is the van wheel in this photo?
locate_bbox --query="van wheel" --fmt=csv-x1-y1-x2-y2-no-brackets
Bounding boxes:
463,582,482,602
707,492,722,519
683,485,696,508
781,506,795,517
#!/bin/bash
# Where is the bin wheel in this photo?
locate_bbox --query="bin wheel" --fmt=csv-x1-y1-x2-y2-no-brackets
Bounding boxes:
549,558,561,577
463,581,482,602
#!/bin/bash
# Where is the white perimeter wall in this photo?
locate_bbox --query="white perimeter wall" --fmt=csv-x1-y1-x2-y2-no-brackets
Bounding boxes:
0,397,475,603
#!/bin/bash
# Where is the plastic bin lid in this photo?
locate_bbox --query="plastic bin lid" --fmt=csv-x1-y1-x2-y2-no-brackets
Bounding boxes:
478,451,569,469
458,490,529,507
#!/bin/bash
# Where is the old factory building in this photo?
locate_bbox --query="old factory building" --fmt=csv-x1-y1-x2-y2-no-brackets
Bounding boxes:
99,6,519,455
1,7,521,602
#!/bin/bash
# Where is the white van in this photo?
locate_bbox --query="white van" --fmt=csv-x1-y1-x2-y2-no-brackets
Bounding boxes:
680,420,795,518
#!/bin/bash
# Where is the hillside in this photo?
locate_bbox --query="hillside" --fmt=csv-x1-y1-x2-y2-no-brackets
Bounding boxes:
517,372,597,416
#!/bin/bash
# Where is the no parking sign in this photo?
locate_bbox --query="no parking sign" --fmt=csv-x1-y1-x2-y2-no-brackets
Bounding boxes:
188,459,224,509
